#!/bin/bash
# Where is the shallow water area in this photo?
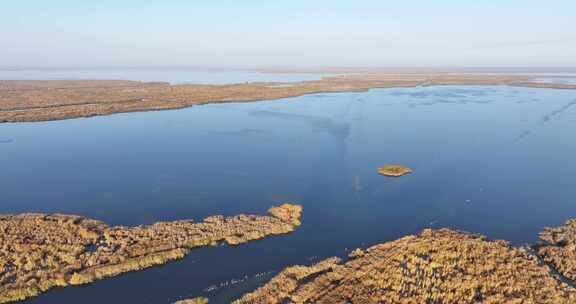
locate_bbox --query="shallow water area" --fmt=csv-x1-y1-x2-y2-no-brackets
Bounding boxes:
1,85,576,303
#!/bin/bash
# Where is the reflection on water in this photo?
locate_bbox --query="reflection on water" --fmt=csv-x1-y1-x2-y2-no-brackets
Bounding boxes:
1,86,576,303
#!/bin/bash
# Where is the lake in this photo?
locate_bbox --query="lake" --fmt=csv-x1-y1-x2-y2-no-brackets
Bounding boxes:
0,68,327,84
533,77,576,85
1,85,576,303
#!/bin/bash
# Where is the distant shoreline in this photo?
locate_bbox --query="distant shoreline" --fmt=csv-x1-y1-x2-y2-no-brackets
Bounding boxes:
1,73,575,123
2,66,576,73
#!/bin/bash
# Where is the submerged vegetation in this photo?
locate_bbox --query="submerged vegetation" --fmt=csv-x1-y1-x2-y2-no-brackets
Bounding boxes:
0,204,302,303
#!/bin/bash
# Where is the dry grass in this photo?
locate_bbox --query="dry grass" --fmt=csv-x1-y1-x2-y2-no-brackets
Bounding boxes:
0,204,302,303
1,73,574,123
232,229,576,304
377,165,413,177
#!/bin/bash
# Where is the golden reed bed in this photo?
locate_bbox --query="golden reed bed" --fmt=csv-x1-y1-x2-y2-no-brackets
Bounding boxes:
1,73,574,123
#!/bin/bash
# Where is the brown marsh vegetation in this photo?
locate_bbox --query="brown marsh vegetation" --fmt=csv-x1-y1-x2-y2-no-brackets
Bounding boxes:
1,73,574,123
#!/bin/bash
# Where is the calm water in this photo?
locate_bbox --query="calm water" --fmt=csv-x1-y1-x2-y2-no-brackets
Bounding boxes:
0,68,326,84
1,86,576,303
533,77,576,84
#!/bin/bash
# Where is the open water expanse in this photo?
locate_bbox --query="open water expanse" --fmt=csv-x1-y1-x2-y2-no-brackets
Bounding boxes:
0,68,326,84
1,85,576,303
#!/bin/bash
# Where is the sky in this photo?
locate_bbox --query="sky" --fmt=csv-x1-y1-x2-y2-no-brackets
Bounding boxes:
1,0,575,68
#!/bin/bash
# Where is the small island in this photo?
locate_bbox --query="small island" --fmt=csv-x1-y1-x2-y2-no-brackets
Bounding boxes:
377,165,413,177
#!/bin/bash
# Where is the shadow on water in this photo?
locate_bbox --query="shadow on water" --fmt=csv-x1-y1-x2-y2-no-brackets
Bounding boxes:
541,99,576,124
208,128,271,138
250,109,351,158
513,99,576,143
389,87,491,98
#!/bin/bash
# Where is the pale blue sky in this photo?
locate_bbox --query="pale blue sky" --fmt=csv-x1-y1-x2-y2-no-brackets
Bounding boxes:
1,0,575,67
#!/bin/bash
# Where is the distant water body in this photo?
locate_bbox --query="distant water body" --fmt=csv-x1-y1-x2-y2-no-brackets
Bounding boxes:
0,68,327,84
2,85,576,303
532,77,576,84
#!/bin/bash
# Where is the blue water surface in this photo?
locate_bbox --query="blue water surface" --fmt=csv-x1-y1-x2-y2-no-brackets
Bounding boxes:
1,85,575,303
0,67,326,84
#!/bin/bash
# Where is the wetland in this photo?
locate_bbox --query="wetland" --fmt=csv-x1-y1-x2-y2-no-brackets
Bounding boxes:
2,76,576,303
